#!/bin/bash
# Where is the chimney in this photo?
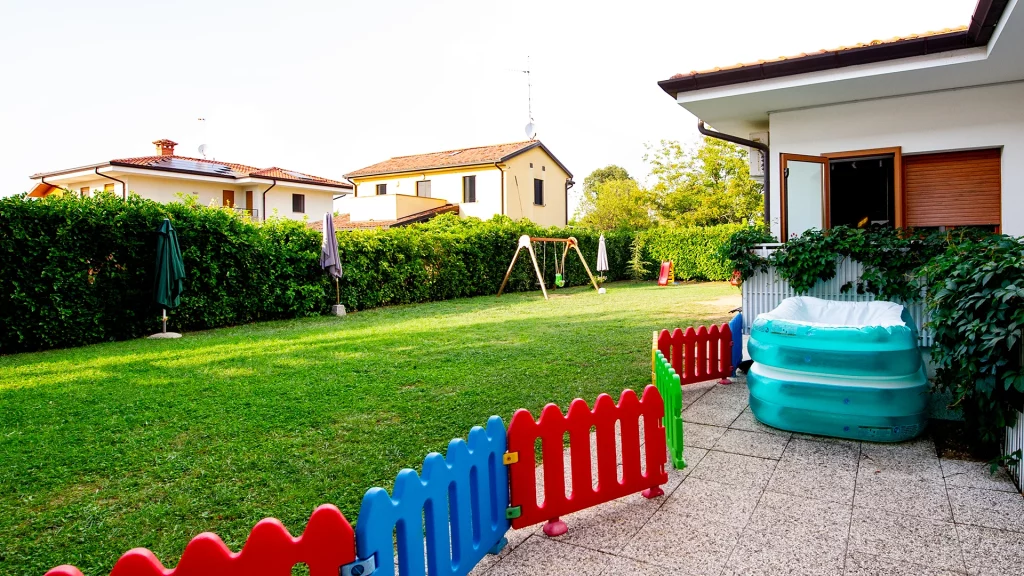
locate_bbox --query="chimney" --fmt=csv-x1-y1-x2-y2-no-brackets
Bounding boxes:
153,139,178,156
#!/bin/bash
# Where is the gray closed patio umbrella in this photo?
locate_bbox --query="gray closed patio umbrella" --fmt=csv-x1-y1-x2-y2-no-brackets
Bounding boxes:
321,213,345,315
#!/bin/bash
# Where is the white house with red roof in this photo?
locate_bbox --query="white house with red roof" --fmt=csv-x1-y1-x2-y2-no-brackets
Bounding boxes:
28,139,352,222
658,0,1022,240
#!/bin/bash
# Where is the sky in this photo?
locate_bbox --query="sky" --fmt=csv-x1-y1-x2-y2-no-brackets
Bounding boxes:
0,0,976,216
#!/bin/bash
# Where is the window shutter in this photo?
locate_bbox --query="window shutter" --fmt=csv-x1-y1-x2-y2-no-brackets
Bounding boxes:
904,149,1000,228
534,179,544,205
292,194,305,213
463,176,476,202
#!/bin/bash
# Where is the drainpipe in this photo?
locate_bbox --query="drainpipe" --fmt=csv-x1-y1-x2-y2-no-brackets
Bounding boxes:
494,162,505,215
697,120,770,225
565,178,575,225
94,167,127,200
261,179,277,222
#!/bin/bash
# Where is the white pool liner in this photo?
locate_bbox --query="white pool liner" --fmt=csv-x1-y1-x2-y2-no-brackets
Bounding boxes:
758,296,907,329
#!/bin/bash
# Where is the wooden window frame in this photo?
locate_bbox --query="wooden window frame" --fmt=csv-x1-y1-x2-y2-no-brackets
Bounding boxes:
416,180,431,198
533,178,544,206
821,147,903,230
376,183,387,195
222,190,235,208
292,193,305,213
779,153,829,241
463,175,476,203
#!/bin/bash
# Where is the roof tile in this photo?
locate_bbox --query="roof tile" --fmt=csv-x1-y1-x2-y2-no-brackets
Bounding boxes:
345,141,539,178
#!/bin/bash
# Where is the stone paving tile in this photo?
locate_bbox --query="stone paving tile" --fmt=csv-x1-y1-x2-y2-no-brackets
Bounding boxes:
854,465,953,521
677,445,709,478
765,438,859,504
859,438,942,480
723,529,846,576
848,507,966,573
947,485,1024,533
792,432,863,448
470,526,535,574
662,477,762,528
682,395,747,427
682,380,719,408
485,535,618,576
957,524,1024,576
684,423,728,449
940,459,1020,493
689,450,777,489
619,507,743,574
554,490,668,554
713,428,790,459
842,551,966,576
596,554,680,576
745,490,852,536
730,407,792,437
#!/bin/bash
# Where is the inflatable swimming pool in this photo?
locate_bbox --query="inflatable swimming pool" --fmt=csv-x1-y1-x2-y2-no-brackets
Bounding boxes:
747,296,928,442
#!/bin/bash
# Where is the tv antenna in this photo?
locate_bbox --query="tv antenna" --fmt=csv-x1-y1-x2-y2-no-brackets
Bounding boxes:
511,56,536,140
197,117,208,158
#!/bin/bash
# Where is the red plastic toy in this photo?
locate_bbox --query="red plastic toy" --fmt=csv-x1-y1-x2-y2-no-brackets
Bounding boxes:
657,261,672,286
657,324,733,385
44,504,355,576
505,387,668,536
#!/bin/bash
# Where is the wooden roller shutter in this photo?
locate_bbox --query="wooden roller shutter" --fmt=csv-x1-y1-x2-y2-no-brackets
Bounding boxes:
903,149,1001,228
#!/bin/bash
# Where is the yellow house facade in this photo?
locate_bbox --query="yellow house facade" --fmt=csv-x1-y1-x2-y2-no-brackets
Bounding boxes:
344,140,573,227
29,139,352,222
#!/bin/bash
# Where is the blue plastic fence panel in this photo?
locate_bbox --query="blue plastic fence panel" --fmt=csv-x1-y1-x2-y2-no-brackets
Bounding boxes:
729,313,743,376
355,416,510,576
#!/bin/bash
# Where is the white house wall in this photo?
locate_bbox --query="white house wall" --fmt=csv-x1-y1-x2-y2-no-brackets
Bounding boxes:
352,167,503,221
768,81,1024,238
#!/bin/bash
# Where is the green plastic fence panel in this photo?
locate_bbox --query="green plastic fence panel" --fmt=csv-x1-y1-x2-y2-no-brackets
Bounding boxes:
654,351,685,469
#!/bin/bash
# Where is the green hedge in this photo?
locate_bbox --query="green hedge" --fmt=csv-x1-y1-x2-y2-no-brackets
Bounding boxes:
636,224,743,281
0,194,331,353
0,195,738,354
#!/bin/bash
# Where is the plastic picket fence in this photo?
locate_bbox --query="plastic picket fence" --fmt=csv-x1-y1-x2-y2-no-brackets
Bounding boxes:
505,387,668,535
44,505,355,576
654,351,685,469
354,416,509,576
657,324,733,385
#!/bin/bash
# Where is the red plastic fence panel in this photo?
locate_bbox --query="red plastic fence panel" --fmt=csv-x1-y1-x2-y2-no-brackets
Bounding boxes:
44,504,355,576
657,324,733,385
506,386,668,532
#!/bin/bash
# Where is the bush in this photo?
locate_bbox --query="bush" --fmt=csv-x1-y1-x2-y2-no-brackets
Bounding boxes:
0,196,737,354
634,225,744,281
0,193,331,354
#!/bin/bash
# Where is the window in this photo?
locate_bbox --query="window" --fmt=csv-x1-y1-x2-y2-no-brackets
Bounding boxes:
533,178,544,205
416,180,432,198
222,190,235,207
80,187,89,198
104,183,114,193
376,183,387,195
463,175,476,203
292,193,305,213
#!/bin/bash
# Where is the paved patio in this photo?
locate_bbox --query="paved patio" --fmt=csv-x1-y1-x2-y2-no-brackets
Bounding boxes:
473,377,1024,576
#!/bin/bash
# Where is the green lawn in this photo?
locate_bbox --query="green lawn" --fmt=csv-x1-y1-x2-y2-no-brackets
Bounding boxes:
0,281,737,575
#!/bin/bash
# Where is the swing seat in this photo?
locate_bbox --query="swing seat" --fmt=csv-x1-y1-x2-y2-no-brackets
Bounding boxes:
555,273,565,287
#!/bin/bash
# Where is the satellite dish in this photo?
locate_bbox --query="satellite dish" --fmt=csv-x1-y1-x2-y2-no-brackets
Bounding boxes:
198,144,207,158
525,122,536,140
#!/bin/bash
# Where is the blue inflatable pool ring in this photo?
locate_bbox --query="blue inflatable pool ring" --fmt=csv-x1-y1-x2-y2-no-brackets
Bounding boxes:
747,296,928,442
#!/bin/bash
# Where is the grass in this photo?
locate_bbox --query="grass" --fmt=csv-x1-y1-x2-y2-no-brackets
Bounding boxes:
0,280,737,575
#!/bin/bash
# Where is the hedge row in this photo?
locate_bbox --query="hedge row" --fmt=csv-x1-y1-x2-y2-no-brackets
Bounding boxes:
0,194,740,354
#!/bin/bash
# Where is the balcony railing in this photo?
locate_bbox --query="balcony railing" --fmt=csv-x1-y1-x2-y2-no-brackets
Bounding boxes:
231,207,259,219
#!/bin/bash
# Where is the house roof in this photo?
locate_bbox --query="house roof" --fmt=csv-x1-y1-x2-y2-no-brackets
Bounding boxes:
345,140,573,179
658,0,1010,97
309,204,460,231
31,155,352,190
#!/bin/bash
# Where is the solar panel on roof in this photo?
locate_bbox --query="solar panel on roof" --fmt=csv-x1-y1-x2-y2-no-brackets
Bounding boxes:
155,158,235,176
283,170,312,180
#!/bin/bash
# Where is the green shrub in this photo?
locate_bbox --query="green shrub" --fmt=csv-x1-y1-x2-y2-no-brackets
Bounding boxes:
634,224,743,281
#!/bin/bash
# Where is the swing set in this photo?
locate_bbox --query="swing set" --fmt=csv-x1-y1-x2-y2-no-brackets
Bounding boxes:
497,235,600,300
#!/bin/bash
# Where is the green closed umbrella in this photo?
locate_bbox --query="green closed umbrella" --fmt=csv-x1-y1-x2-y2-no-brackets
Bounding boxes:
152,218,185,336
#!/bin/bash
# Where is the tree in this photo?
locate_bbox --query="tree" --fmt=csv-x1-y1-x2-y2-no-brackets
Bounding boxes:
646,137,763,226
576,176,655,231
583,165,631,195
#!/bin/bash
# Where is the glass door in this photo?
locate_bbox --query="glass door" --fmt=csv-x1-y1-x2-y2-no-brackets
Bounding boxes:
781,154,829,239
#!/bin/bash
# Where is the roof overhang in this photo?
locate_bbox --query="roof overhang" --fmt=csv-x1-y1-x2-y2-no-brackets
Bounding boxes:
32,163,352,192
660,0,1021,134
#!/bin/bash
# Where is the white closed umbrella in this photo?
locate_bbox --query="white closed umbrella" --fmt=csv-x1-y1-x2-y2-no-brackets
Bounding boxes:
597,234,609,273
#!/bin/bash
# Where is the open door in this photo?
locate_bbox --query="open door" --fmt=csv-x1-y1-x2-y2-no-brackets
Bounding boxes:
780,154,829,240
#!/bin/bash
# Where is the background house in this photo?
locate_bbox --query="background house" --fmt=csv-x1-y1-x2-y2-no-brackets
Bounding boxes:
342,140,573,228
29,139,352,222
658,0,1022,240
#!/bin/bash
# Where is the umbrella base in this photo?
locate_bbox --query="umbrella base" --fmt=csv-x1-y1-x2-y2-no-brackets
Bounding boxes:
331,305,347,317
148,332,182,339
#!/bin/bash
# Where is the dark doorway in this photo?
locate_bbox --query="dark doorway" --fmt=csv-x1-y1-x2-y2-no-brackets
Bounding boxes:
828,156,895,228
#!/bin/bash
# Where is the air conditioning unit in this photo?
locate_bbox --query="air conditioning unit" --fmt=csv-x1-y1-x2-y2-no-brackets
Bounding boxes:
748,131,768,179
